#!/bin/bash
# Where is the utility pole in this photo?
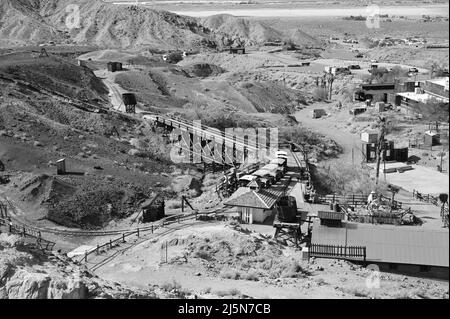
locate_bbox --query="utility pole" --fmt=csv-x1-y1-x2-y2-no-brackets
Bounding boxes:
375,116,387,185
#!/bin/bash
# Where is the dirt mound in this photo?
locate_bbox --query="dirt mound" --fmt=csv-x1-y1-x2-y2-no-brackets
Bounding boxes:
48,186,146,230
236,81,307,114
183,63,225,78
0,52,108,104
202,14,283,46
14,173,76,206
0,0,217,49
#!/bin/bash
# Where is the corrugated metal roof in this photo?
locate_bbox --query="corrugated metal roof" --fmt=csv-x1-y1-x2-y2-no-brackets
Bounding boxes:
312,220,449,267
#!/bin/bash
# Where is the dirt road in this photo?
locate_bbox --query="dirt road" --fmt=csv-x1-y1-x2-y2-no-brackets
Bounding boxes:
294,105,362,164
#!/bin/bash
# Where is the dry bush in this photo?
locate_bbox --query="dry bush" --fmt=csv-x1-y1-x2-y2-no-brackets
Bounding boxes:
417,100,449,122
280,126,343,161
161,280,182,292
241,271,259,281
220,269,241,280
215,288,241,297
194,245,213,260
312,161,387,195
268,259,310,279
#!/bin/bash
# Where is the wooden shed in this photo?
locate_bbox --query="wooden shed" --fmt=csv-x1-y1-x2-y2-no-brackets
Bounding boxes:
312,109,327,119
229,47,245,54
107,62,123,72
141,196,165,223
424,131,440,147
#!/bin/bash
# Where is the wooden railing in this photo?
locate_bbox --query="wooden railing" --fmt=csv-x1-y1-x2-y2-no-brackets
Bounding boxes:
0,218,56,251
347,213,402,225
316,194,368,207
412,189,445,207
80,211,214,263
309,244,366,262
316,193,403,209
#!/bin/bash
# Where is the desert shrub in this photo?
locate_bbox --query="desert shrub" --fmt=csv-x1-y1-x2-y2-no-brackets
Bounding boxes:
311,161,387,195
241,271,259,281
202,287,212,294
343,15,366,21
416,100,449,122
215,288,241,297
194,245,213,260
161,280,182,292
280,126,343,161
161,280,190,298
220,269,241,280
48,189,128,229
268,259,310,278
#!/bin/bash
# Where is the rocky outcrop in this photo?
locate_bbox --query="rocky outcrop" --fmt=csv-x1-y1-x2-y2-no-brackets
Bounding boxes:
0,234,157,299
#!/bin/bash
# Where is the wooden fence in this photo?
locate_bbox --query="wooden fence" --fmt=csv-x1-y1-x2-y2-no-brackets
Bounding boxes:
81,211,213,263
347,213,402,225
0,218,56,251
316,194,368,207
412,189,444,207
316,193,403,209
309,244,366,262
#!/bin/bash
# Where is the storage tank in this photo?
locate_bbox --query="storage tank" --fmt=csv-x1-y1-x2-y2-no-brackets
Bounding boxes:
122,93,137,106
275,196,298,223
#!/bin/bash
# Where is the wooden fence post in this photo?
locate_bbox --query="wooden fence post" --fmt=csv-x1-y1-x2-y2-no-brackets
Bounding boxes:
109,239,112,249
84,251,88,262
96,244,99,255
122,234,126,243
151,225,153,234
137,228,140,237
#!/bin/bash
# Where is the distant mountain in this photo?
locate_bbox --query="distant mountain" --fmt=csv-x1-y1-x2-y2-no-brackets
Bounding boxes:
0,0,216,49
201,14,284,46
201,14,320,47
289,28,322,47
0,0,320,49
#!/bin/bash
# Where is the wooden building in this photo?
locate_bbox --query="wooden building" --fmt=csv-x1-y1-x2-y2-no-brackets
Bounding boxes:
141,196,165,223
229,47,246,54
224,173,293,224
107,62,123,72
312,219,449,279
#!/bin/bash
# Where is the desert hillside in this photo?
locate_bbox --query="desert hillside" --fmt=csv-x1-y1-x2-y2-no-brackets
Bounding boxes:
0,0,216,49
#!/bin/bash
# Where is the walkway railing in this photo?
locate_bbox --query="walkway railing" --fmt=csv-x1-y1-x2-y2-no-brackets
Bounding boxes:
0,217,56,251
309,244,366,262
412,189,445,207
80,210,215,264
